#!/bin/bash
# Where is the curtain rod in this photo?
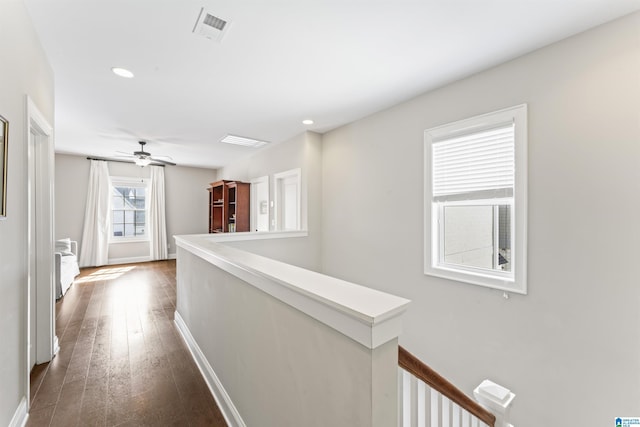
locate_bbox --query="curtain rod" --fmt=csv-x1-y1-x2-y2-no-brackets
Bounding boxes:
86,156,166,167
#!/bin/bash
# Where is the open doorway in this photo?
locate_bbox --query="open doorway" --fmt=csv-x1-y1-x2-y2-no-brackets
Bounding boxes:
26,96,56,407
273,168,301,231
250,176,269,232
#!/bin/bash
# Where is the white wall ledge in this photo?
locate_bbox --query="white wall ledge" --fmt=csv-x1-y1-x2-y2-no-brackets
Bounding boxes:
174,234,410,349
183,229,308,243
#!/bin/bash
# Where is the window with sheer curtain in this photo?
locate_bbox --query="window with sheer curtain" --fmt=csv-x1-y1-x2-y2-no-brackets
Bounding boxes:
424,105,528,294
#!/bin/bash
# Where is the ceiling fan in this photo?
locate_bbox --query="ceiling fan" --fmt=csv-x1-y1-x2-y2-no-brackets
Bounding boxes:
116,141,176,166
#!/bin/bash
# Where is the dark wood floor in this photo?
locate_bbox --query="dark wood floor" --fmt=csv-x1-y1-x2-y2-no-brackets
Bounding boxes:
27,260,227,427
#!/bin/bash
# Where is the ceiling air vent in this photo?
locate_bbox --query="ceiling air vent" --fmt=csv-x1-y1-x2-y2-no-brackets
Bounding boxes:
220,134,269,148
193,8,230,42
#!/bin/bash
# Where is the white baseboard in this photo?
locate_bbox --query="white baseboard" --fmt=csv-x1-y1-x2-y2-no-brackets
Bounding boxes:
108,255,177,265
108,256,151,265
53,334,60,357
9,397,28,427
174,311,246,427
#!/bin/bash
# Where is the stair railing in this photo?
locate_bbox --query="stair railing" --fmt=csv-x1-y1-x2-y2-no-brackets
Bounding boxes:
398,346,496,427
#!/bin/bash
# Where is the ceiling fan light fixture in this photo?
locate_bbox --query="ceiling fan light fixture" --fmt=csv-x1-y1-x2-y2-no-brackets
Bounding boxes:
220,134,269,148
135,157,151,167
112,67,134,79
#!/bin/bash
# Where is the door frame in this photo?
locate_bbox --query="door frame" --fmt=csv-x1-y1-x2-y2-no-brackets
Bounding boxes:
273,168,301,231
26,96,56,406
250,175,269,232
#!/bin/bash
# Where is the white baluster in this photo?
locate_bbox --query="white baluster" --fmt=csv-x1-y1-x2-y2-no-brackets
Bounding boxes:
417,380,427,427
442,396,450,426
410,375,419,426
430,388,439,427
461,410,470,427
452,402,460,427
398,367,506,427
398,369,405,427
402,370,411,427
424,384,432,426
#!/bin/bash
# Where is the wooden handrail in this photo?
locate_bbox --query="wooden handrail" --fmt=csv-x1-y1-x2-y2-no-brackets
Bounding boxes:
398,346,496,427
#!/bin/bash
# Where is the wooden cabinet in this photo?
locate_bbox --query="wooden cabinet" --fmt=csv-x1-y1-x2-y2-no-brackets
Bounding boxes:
208,180,229,233
208,180,250,233
226,181,250,232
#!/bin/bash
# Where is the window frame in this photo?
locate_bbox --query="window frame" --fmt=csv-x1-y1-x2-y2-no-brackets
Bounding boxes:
424,105,527,294
110,176,150,243
436,198,513,278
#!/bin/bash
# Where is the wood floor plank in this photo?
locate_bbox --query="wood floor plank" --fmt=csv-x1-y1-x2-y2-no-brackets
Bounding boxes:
27,260,227,427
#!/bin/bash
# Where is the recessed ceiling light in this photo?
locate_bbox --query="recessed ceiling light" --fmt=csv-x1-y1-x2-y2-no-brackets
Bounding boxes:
220,134,269,148
302,119,314,125
111,67,134,78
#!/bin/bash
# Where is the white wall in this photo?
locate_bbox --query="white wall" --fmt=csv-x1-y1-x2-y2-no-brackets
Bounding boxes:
0,1,54,424
55,154,89,250
164,164,219,254
55,154,217,262
321,12,640,427
176,245,398,427
218,131,323,271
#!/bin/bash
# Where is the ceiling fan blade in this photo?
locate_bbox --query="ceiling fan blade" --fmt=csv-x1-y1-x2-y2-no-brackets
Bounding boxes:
110,141,176,166
149,157,176,166
149,154,173,161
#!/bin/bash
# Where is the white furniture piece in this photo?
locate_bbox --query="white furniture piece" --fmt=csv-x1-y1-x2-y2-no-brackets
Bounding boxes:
55,238,80,299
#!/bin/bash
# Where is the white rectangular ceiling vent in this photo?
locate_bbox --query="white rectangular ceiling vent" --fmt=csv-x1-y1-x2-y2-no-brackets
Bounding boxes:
193,8,230,42
220,134,269,148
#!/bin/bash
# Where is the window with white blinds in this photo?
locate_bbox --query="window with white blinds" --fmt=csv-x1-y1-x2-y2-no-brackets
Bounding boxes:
424,105,528,294
432,123,514,202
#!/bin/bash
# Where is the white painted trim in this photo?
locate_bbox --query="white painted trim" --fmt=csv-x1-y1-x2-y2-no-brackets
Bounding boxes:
26,96,56,395
174,312,246,427
168,252,177,260
109,176,150,242
181,230,307,243
108,238,151,244
53,334,60,356
107,256,152,265
175,234,410,349
250,175,270,232
273,168,301,231
424,104,528,295
9,396,28,427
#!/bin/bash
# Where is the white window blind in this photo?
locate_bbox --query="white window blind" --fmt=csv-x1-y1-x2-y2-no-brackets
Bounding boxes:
432,123,514,202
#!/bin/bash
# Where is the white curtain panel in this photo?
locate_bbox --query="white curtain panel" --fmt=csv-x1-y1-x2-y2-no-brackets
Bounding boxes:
79,160,111,267
149,165,168,260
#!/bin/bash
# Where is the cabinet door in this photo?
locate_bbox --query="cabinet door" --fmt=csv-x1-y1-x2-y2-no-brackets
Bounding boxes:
234,183,251,232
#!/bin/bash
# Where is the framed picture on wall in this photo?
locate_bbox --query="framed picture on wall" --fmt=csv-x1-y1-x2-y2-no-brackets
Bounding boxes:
0,114,8,219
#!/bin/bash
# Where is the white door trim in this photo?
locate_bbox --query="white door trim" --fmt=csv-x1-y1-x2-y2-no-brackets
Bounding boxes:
26,96,56,408
250,175,269,232
273,168,301,231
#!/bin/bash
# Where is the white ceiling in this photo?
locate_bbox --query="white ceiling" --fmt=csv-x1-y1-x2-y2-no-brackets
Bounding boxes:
23,0,640,169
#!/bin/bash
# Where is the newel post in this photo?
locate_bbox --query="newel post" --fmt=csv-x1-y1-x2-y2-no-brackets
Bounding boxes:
473,379,516,427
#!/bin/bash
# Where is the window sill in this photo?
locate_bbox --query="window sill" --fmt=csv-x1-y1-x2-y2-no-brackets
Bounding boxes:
109,238,150,244
425,264,525,295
